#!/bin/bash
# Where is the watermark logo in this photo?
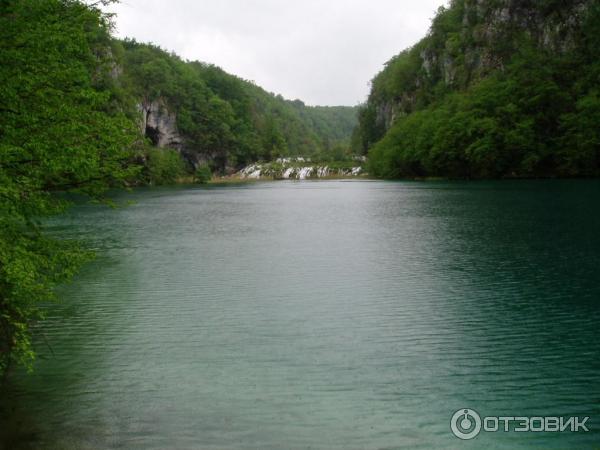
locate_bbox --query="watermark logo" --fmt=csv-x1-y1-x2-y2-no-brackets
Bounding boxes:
451,409,482,440
450,409,590,440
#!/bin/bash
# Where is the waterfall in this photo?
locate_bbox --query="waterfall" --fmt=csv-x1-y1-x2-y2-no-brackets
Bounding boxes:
317,166,330,177
297,167,313,180
236,159,364,180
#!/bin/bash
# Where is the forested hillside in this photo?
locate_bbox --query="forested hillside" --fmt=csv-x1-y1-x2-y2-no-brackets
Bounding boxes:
118,40,358,174
356,0,600,178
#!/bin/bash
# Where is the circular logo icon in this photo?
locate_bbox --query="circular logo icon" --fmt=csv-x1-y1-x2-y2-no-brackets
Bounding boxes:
451,408,482,440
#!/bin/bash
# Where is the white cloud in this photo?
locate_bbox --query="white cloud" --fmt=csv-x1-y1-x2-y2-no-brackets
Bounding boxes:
105,0,447,105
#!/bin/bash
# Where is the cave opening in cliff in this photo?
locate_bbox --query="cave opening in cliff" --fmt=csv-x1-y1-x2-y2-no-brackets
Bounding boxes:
145,125,160,146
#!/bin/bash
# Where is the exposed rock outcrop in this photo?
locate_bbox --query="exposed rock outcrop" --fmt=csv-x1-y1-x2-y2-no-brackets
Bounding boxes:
369,0,593,133
138,99,224,170
139,99,183,150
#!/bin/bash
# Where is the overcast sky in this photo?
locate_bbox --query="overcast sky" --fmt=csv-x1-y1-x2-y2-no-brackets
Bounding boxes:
104,0,448,106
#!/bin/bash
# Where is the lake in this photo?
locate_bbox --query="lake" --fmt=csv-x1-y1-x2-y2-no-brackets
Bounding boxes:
1,180,599,449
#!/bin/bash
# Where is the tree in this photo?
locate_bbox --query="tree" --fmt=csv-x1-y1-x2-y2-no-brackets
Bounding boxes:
195,164,212,184
0,0,140,374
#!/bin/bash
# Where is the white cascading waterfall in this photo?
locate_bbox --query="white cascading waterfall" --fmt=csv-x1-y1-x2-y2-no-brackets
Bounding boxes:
317,167,329,177
236,158,363,180
297,167,313,180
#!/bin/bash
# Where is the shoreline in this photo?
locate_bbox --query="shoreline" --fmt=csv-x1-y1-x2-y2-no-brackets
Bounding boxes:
174,173,372,185
173,174,600,187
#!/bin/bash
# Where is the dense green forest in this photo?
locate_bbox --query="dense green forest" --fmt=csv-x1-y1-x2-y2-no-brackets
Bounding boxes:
356,0,600,178
117,39,358,175
0,0,356,375
0,0,139,375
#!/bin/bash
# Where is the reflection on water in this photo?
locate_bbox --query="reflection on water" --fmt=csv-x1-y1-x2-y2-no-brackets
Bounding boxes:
1,180,599,449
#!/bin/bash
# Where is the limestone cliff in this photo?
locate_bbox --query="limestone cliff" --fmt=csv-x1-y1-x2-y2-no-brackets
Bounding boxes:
361,0,593,142
139,99,182,150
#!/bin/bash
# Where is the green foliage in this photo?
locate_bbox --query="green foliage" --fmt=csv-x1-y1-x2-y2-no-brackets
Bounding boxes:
312,144,354,163
194,164,212,184
145,149,186,185
371,46,425,105
558,91,600,175
363,0,600,179
352,105,386,155
0,0,141,374
119,41,359,172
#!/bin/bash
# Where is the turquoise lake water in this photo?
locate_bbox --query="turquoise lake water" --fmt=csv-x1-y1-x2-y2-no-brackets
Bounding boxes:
1,180,599,449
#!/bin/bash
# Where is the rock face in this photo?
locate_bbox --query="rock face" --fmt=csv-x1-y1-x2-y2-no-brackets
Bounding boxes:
468,0,590,53
369,0,593,133
139,99,183,150
138,99,216,169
